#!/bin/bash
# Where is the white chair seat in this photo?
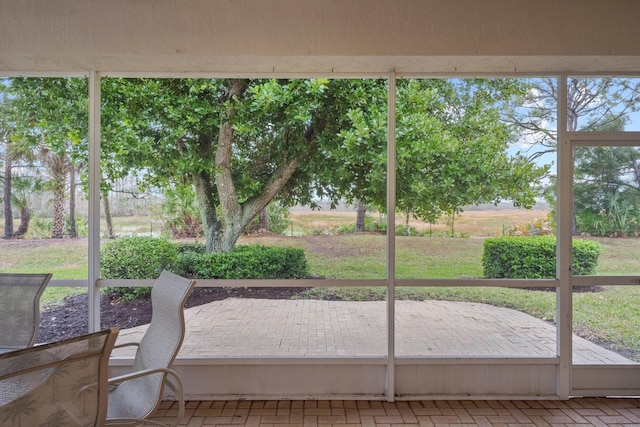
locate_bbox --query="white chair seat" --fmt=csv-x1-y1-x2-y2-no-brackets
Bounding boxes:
106,270,195,427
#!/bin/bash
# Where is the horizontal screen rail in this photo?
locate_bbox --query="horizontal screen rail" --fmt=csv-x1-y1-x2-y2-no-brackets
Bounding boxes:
93,278,560,288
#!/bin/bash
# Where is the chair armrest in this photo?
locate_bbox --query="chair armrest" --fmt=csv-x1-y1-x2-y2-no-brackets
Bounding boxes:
108,367,185,427
111,342,140,351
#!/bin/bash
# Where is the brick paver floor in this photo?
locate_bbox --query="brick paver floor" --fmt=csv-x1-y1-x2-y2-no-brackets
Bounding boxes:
145,398,640,426
117,299,639,426
115,298,635,363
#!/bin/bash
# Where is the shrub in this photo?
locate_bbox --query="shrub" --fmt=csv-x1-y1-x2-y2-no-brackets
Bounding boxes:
176,242,207,254
66,215,88,237
572,239,603,276
101,239,308,299
394,224,419,236
25,215,89,238
482,236,602,279
334,216,387,235
174,244,308,279
504,215,553,236
29,217,52,239
157,183,204,238
577,209,640,237
334,223,356,234
100,236,179,300
243,203,291,235
166,214,203,238
576,193,640,237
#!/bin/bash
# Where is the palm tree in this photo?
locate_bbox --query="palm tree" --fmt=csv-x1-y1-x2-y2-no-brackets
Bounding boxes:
10,175,43,237
37,146,70,239
1,142,13,238
1,85,15,238
11,138,70,239
6,77,88,240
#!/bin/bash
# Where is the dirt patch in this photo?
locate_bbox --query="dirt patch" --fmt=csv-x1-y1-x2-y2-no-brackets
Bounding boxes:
37,286,307,344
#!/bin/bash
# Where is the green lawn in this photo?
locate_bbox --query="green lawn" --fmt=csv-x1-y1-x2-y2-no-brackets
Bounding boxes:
1,230,639,360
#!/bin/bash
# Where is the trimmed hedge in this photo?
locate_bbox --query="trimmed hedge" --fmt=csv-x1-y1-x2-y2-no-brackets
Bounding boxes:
100,236,179,300
101,236,179,279
100,238,309,300
482,236,602,279
174,244,308,279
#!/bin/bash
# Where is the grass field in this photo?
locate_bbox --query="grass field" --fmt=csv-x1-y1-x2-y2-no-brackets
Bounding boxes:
287,206,550,237
1,207,639,359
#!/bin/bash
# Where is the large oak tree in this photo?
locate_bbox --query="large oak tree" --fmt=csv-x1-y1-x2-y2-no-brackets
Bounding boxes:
103,78,355,252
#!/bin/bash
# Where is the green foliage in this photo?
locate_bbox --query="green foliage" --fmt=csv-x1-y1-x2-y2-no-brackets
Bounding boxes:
244,203,291,235
401,80,547,221
29,217,53,239
8,78,89,165
333,220,424,236
66,215,88,237
176,242,207,254
572,239,603,276
98,78,547,252
504,214,553,236
102,78,361,252
174,244,308,279
394,224,419,236
338,79,548,224
23,216,89,239
158,182,203,238
482,236,602,279
573,146,640,237
576,193,640,237
100,236,179,300
334,216,386,234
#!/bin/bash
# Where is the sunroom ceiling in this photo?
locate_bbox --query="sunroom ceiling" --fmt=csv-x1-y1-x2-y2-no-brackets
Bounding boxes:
2,0,640,77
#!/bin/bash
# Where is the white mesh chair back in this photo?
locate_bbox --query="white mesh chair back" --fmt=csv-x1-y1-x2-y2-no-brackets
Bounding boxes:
0,327,119,427
0,273,52,352
107,270,195,425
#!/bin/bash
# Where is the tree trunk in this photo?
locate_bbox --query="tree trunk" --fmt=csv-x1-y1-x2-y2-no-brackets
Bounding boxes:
213,155,300,252
450,212,456,237
218,222,245,252
195,78,323,252
405,210,411,236
193,171,222,252
567,88,579,235
51,178,66,239
68,165,77,238
102,190,115,239
630,151,640,193
355,201,366,232
13,206,30,238
259,207,268,233
3,149,13,238
209,78,299,252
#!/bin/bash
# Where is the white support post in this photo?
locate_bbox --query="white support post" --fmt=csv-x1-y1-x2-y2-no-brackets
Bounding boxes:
386,71,397,402
556,75,573,398
88,71,101,332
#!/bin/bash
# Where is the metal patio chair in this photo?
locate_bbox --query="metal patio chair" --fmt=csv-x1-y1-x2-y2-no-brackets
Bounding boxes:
106,270,196,427
0,272,52,353
0,327,119,427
